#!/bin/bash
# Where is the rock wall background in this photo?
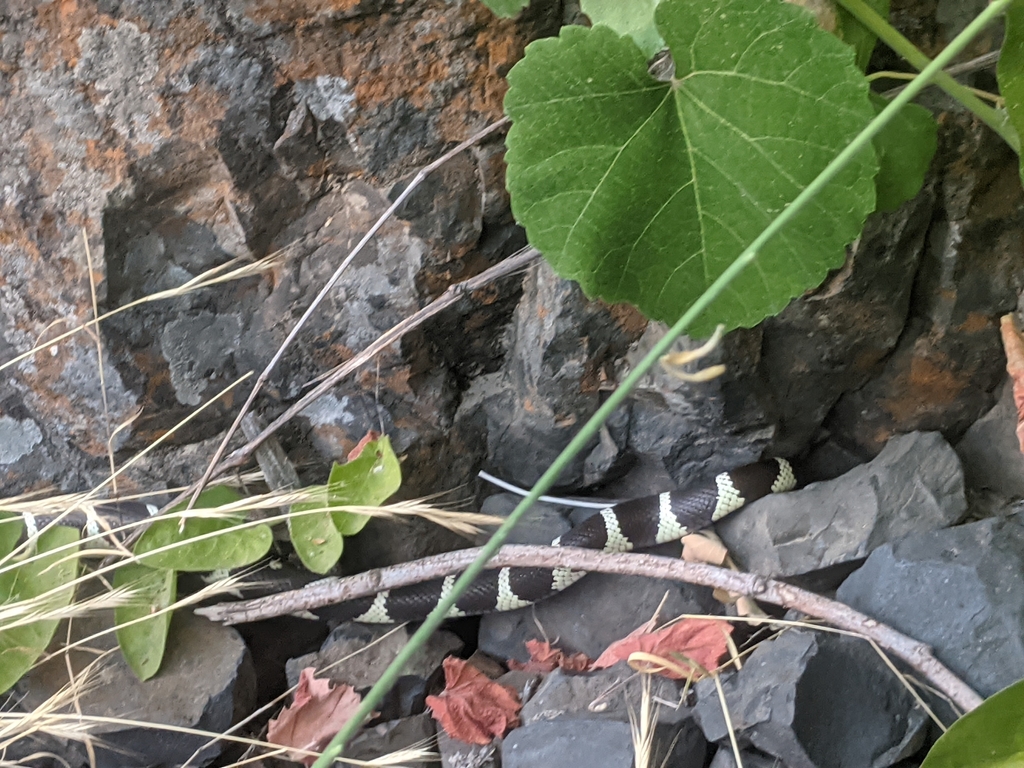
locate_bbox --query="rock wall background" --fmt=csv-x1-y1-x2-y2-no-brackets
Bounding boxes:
1,0,1023,566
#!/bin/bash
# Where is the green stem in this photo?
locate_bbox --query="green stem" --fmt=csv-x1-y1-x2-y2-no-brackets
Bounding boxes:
311,2,1013,764
837,0,1020,154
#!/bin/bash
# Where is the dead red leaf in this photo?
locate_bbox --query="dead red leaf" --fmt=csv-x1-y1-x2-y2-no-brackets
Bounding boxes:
591,618,732,679
347,430,382,461
268,668,365,766
1001,314,1024,453
508,639,592,673
426,657,521,745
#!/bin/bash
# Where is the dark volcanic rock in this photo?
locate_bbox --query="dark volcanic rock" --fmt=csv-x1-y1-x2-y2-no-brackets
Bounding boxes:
837,512,1024,698
956,377,1024,500
717,431,966,579
14,612,254,768
502,717,706,768
693,630,927,768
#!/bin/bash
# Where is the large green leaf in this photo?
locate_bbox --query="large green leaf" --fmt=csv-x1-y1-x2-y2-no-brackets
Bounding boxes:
921,678,1024,767
504,0,877,335
114,563,176,681
582,0,665,58
998,0,1024,186
0,527,80,693
289,489,345,575
327,435,401,535
869,92,936,211
133,486,272,572
837,0,890,71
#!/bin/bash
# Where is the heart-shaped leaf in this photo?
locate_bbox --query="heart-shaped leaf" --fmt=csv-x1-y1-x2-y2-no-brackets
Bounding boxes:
327,435,401,535
504,0,877,335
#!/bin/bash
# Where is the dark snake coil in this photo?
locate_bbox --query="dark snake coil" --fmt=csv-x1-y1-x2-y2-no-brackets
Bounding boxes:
322,457,796,624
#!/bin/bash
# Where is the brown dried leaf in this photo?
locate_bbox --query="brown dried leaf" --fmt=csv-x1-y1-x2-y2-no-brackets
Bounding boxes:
426,657,521,745
591,618,732,679
1000,314,1024,453
507,639,592,673
267,668,364,766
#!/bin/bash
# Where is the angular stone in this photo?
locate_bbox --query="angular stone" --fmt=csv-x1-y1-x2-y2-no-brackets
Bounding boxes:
717,431,965,578
837,513,1024,698
15,612,254,768
502,718,705,768
693,630,926,768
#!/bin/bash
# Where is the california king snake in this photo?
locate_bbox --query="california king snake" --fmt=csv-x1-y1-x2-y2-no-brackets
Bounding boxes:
321,458,796,624
17,459,795,623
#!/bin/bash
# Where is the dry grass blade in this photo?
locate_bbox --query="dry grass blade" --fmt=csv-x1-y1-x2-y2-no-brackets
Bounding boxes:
0,252,285,377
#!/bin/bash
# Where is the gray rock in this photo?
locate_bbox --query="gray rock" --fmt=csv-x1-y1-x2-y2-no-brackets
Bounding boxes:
286,622,462,690
455,260,644,489
15,611,255,768
520,663,690,726
475,492,572,546
621,323,776,489
438,730,500,768
718,431,966,577
346,713,435,768
693,630,927,768
709,748,795,768
479,544,719,662
956,377,1024,500
502,718,706,768
837,513,1024,698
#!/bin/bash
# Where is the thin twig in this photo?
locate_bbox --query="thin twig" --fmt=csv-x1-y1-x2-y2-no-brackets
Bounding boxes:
185,118,511,513
164,244,540,510
194,544,984,714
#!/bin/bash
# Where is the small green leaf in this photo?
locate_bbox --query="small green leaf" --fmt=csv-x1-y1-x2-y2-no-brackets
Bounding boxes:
114,564,176,681
0,513,24,560
504,0,877,335
582,0,665,58
289,488,345,574
837,0,889,71
921,678,1024,767
480,0,529,18
869,92,936,211
327,435,401,534
133,486,272,572
998,0,1024,186
0,527,80,693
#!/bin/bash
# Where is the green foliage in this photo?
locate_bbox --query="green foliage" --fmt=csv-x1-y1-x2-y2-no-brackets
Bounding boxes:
0,513,24,561
290,435,402,573
133,486,273,572
289,489,345,574
0,527,80,693
581,0,664,57
479,0,529,18
998,0,1024,185
327,435,401,534
504,0,878,336
837,0,889,70
921,678,1024,767
114,564,176,681
869,92,937,211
